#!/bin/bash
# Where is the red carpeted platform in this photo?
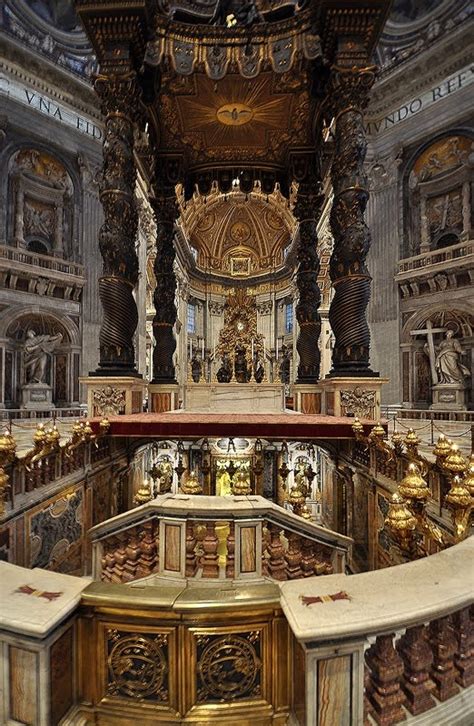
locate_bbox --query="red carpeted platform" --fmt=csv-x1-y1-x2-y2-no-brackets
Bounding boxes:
90,412,376,440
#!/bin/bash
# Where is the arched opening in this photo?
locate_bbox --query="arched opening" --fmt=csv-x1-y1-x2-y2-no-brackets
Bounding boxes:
26,238,50,255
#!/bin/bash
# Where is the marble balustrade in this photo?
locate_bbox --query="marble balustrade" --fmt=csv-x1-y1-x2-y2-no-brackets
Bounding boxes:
90,493,351,584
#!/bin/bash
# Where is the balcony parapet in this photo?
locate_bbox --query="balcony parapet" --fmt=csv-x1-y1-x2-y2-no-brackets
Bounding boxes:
0,244,85,300
396,240,474,281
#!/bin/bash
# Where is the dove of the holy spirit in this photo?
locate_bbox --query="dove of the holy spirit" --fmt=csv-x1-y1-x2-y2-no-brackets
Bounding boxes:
216,103,254,126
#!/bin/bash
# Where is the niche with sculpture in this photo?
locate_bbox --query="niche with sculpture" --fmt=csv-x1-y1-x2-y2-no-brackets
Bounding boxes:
2,314,80,409
406,135,473,257
8,148,75,258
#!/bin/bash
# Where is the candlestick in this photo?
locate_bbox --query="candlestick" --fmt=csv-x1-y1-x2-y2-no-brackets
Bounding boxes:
251,338,254,359
276,338,279,360
201,337,205,357
189,337,192,359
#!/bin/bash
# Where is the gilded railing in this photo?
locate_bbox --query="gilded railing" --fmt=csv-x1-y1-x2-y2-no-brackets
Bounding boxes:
89,493,352,584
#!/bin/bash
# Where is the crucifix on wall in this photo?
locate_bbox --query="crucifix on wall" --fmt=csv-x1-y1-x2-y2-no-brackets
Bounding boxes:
410,320,447,385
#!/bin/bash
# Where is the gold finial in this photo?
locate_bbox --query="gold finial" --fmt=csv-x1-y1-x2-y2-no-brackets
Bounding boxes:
352,417,364,435
33,423,47,447
433,434,451,460
369,421,385,440
385,492,416,533
231,469,251,496
442,444,468,474
0,429,16,458
445,475,472,509
300,502,313,521
404,428,420,449
134,479,153,505
181,470,203,495
46,426,61,447
398,462,429,501
99,417,110,434
464,455,474,497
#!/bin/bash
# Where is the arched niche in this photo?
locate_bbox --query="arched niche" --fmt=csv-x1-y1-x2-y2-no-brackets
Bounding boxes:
400,306,473,408
404,134,473,258
1,311,81,408
7,147,75,260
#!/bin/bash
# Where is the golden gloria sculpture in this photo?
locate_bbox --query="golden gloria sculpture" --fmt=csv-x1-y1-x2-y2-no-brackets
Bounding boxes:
398,463,430,502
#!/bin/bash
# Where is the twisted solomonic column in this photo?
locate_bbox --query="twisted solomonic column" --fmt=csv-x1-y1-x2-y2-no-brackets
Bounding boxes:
293,178,324,383
94,73,141,375
151,195,178,383
328,64,378,376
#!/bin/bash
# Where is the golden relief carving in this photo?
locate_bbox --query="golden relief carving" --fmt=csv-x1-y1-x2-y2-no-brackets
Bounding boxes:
160,72,311,163
412,135,472,183
107,629,169,701
196,631,261,702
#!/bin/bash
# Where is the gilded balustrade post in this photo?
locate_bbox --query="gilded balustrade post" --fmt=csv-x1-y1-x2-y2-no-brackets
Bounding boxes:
150,195,179,383
327,59,377,376
94,73,141,375
293,176,324,383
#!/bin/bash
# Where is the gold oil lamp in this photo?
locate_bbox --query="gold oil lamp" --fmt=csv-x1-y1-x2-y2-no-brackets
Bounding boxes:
181,470,203,495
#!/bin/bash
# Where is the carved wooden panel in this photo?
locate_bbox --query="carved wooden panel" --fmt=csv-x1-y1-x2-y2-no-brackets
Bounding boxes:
50,628,74,725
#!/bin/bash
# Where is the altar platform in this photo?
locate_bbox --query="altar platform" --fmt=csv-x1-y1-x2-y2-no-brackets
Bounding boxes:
90,411,376,441
184,382,285,413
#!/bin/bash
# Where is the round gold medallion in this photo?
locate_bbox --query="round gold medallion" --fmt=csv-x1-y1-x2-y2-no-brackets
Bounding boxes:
216,103,254,126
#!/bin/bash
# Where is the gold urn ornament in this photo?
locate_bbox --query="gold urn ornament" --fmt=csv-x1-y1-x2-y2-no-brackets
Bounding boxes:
385,492,417,534
442,444,468,474
445,475,472,509
398,463,430,502
464,456,474,497
352,417,364,436
134,479,153,505
433,434,451,461
232,469,251,496
181,470,203,495
404,428,420,450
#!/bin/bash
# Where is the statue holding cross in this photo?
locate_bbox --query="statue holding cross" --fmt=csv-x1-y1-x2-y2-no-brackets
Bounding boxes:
411,321,470,386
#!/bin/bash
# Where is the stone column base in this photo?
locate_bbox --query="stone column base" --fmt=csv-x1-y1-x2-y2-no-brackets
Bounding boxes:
320,377,388,420
430,383,466,410
148,383,180,413
81,376,146,416
292,384,323,414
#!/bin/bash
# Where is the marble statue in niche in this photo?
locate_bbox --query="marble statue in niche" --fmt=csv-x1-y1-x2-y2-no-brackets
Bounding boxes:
434,330,470,385
24,329,63,384
191,350,203,383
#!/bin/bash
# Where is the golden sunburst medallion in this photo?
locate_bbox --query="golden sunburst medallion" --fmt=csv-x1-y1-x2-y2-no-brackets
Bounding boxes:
217,103,254,126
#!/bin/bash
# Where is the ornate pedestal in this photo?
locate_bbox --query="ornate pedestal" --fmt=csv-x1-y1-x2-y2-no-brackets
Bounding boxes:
149,383,180,413
21,383,54,410
320,377,388,420
81,376,146,416
430,383,467,411
293,384,323,414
